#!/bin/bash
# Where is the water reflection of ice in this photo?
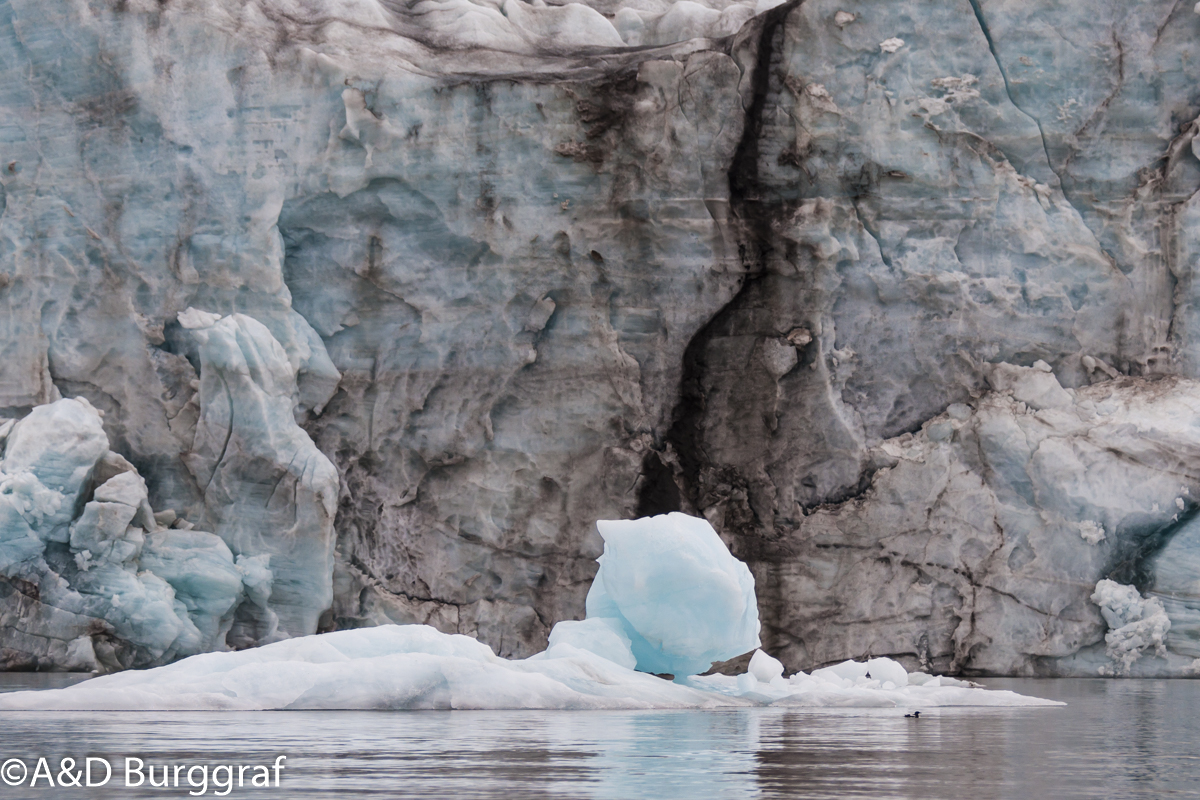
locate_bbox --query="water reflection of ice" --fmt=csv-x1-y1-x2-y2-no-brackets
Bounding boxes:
583,711,761,800
0,680,1197,799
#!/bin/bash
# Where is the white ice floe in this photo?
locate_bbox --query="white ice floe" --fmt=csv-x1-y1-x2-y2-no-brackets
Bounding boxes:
0,512,1059,711
0,625,1058,711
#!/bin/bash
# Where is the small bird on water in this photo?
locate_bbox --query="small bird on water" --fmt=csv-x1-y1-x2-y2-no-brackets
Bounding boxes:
904,711,921,718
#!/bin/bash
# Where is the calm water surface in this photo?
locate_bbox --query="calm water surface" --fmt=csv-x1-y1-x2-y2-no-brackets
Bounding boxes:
0,676,1196,799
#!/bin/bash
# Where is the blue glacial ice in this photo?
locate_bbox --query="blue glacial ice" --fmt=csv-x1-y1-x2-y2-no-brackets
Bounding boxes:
0,310,338,671
581,513,760,676
0,514,1058,711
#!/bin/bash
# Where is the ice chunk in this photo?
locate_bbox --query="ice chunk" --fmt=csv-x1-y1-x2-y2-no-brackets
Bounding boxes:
177,307,221,329
1091,580,1171,674
879,37,904,53
92,470,156,532
63,636,99,672
811,659,868,684
68,501,143,564
761,337,799,378
748,649,783,683
2,398,108,536
987,362,1073,410
546,617,636,670
865,657,908,687
0,625,1060,711
140,530,245,648
1078,520,1106,545
585,512,760,676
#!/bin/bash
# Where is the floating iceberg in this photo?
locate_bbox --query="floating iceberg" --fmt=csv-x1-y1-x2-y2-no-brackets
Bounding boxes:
0,626,1058,711
0,514,1060,711
579,513,760,676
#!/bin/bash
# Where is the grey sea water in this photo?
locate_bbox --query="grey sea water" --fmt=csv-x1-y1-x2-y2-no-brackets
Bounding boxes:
0,676,1196,799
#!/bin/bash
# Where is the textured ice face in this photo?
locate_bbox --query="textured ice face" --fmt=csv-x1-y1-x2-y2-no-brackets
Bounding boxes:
1149,516,1200,663
0,0,1198,677
215,0,778,56
182,311,339,644
584,512,760,676
0,313,339,671
752,366,1200,677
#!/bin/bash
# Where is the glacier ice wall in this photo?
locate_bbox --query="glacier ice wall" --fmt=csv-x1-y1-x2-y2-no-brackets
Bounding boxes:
0,0,1197,674
179,310,339,645
0,311,337,670
745,364,1200,676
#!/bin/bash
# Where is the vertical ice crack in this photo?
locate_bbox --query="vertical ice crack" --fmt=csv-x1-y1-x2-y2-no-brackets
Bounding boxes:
967,0,1128,323
965,0,1058,180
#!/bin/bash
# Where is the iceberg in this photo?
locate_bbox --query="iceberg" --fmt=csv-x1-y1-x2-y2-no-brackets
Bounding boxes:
579,513,760,676
0,625,1058,711
0,513,1059,711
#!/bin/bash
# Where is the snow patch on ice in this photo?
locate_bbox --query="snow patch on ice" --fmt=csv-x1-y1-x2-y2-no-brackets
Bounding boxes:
1078,520,1106,545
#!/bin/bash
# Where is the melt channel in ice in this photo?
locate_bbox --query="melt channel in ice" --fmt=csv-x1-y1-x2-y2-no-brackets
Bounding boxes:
0,513,1059,711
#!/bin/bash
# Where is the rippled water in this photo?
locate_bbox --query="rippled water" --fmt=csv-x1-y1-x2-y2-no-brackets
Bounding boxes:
0,676,1198,799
